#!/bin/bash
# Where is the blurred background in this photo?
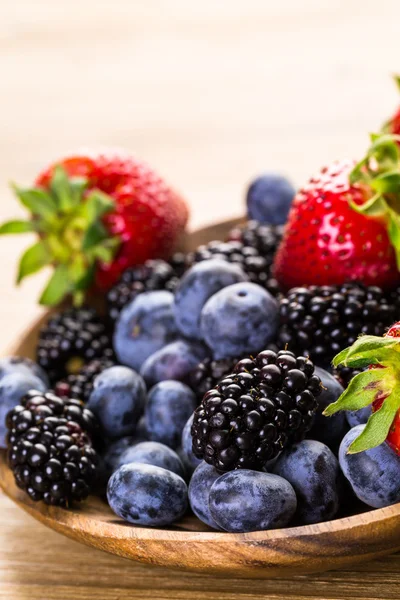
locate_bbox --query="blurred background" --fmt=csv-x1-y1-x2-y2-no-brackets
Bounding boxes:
1,0,399,351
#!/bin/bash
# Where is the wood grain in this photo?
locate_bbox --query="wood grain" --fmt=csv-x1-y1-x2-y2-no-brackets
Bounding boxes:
2,0,400,597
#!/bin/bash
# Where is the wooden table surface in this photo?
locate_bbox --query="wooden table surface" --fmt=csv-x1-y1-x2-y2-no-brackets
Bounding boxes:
1,1,400,598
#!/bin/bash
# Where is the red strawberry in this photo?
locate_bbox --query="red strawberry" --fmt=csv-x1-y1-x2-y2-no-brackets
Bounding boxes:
325,321,400,455
274,135,400,291
0,151,189,305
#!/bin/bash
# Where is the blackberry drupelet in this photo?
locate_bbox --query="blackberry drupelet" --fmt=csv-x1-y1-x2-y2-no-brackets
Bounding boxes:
188,342,279,402
191,349,321,472
36,308,114,384
186,240,279,296
54,357,115,403
107,257,183,323
278,284,395,368
6,390,99,506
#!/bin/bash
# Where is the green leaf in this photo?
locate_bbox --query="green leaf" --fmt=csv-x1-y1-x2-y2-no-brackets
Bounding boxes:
387,206,400,270
348,194,387,218
0,220,35,234
39,265,72,306
394,74,400,93
82,221,108,251
70,177,88,206
370,171,400,194
49,166,77,212
12,185,57,221
83,190,115,222
348,393,400,453
332,335,400,369
17,242,51,284
323,368,391,416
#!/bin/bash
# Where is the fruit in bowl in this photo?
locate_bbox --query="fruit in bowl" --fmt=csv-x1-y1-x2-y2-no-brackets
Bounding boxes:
2,120,400,575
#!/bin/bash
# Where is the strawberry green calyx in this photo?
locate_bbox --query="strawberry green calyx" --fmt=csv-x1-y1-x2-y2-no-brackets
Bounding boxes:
323,334,400,454
349,132,400,269
0,166,120,306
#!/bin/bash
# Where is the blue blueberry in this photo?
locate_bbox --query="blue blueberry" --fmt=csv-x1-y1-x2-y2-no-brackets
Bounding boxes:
339,425,400,508
308,367,348,453
180,414,202,473
107,463,188,527
0,356,49,387
116,441,185,478
102,421,149,476
346,406,372,428
200,282,279,360
113,291,178,372
209,470,297,533
140,339,209,388
174,259,248,340
272,440,341,525
246,174,295,225
0,373,47,448
87,366,146,439
145,380,197,449
188,461,222,529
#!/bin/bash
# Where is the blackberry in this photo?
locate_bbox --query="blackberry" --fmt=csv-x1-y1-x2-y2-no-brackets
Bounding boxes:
228,220,283,279
36,308,114,384
191,349,321,472
107,257,183,323
54,357,115,403
186,240,280,296
188,342,279,402
278,284,395,368
6,390,99,506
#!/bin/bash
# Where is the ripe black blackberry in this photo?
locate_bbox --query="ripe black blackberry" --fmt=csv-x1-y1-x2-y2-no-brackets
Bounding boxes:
186,240,280,296
191,349,321,472
278,284,396,368
36,308,114,384
6,390,99,506
107,257,183,323
188,342,279,402
54,357,115,403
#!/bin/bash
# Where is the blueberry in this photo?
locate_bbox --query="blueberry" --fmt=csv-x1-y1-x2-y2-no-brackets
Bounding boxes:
140,339,209,388
107,463,188,527
308,367,348,453
102,428,149,475
174,259,248,340
0,373,47,448
0,356,49,387
145,381,197,449
113,291,178,372
188,461,222,529
272,439,341,525
246,174,295,225
346,405,372,428
200,282,279,360
87,366,146,439
116,441,185,478
209,470,297,533
339,425,400,508
180,414,202,473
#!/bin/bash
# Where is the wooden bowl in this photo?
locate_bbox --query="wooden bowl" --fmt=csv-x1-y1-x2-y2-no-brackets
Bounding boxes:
1,217,400,579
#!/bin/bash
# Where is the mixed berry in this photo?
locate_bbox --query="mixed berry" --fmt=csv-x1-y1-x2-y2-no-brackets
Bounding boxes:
2,98,400,536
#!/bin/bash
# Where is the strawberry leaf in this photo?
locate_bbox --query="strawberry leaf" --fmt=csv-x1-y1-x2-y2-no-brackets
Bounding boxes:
332,335,400,368
348,393,400,453
17,242,51,284
39,265,72,306
83,191,115,221
0,220,35,234
82,222,108,251
12,185,57,222
323,368,391,416
50,166,81,212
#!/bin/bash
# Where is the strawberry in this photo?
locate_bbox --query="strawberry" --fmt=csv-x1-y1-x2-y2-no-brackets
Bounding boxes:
324,321,400,455
0,151,189,305
273,134,400,291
